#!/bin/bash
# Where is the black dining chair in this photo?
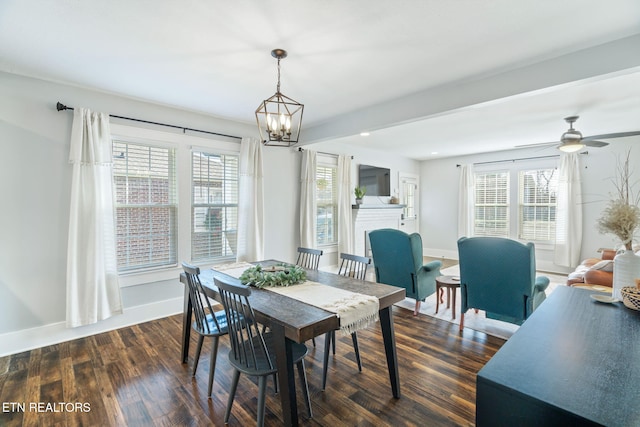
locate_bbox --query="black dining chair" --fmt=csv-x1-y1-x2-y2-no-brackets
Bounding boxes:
296,247,323,270
296,247,323,347
182,262,229,398
215,276,312,426
321,253,371,390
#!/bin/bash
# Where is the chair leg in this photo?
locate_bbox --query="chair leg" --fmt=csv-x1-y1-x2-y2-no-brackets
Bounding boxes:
207,336,219,397
322,332,332,390
414,300,421,315
459,312,465,332
297,360,313,419
192,335,204,376
225,370,241,423
257,376,268,427
351,332,362,372
312,337,316,347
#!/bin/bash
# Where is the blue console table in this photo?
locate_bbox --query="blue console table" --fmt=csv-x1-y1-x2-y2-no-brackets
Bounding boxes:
476,285,640,426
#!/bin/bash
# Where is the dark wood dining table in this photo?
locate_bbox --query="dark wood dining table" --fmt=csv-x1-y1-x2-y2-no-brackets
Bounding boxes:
179,260,406,427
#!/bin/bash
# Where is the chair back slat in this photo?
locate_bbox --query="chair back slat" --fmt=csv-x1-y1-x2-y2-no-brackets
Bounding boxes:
215,276,273,371
182,262,221,334
338,252,371,280
296,247,323,270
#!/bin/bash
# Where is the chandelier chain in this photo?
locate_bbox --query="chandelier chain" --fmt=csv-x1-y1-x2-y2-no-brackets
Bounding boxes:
276,58,281,93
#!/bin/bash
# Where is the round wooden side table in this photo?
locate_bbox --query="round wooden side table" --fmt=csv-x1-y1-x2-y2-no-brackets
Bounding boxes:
435,275,461,319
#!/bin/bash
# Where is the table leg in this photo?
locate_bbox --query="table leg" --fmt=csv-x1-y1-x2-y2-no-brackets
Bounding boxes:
181,282,192,364
446,286,451,309
271,322,298,427
379,306,401,398
452,287,457,320
435,284,441,314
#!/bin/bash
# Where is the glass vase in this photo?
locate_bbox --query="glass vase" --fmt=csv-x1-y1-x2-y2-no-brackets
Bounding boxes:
613,250,640,300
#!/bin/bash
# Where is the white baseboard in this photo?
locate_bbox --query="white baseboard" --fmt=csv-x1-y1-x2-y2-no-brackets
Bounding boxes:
0,297,184,357
423,247,572,275
536,260,572,275
423,247,459,261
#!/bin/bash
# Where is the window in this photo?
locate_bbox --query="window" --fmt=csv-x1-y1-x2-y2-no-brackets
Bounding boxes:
191,151,239,262
110,124,241,284
316,160,338,246
113,140,177,272
401,179,417,220
474,171,509,237
518,169,558,242
472,165,559,243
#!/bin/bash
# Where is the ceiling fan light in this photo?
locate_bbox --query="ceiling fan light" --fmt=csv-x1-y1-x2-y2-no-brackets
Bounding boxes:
558,141,584,153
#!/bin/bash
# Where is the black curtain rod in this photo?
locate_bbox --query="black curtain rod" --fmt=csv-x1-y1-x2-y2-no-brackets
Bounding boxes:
297,147,354,159
456,151,588,167
56,102,242,140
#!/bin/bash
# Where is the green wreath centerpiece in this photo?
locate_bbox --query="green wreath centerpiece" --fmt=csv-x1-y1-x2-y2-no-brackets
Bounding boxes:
239,263,307,289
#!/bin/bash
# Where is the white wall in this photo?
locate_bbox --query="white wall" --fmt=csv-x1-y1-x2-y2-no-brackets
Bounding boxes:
420,139,640,272
0,71,256,354
0,71,419,355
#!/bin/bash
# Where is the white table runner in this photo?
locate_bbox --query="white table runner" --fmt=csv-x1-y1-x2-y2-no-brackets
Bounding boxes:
213,262,379,335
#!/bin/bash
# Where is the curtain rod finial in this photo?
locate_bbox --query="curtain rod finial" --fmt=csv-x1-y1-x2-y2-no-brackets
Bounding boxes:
56,102,69,111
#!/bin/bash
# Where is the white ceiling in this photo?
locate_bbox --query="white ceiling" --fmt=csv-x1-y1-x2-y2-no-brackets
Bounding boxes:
1,0,639,159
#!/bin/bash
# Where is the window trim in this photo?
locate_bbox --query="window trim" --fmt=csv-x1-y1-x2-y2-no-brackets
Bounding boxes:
110,124,240,287
472,158,558,248
517,168,558,244
112,140,179,272
190,149,239,263
316,154,339,249
473,169,510,238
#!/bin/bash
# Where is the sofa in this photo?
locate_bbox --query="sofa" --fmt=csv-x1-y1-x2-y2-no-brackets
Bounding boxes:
566,249,616,288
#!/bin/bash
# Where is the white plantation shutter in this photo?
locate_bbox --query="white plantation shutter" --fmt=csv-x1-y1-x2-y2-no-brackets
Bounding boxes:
518,169,558,242
474,171,509,237
112,140,177,271
191,151,239,262
316,158,338,246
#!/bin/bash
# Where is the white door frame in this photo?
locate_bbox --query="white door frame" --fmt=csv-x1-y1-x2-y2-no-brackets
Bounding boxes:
399,172,419,234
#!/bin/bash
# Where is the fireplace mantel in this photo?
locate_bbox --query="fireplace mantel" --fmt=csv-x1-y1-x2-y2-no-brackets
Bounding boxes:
352,204,405,210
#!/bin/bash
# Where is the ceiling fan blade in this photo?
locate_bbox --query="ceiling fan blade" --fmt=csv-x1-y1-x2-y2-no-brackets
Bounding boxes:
583,131,640,141
583,140,609,148
514,141,558,149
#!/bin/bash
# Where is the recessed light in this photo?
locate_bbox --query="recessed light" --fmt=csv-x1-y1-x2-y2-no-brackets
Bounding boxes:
431,151,438,155
360,132,370,137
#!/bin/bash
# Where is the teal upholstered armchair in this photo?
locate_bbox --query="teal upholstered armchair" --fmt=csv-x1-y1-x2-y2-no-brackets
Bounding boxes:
457,236,550,331
369,229,442,315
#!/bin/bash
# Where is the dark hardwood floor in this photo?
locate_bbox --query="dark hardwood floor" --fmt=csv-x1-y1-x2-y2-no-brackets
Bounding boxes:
0,305,504,426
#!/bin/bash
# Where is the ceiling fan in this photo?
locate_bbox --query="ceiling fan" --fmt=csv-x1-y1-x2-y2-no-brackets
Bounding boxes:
557,116,608,152
517,116,640,152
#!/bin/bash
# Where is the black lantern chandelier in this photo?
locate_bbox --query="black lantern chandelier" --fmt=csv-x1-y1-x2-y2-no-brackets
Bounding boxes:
255,49,304,146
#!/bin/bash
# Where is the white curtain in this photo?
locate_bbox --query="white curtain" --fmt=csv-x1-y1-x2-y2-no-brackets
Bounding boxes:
457,164,475,238
66,108,122,328
554,153,582,267
236,137,264,262
299,149,317,248
337,155,353,255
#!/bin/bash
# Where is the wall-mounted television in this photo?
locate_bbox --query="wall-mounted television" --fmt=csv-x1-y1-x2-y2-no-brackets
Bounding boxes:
358,164,391,197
